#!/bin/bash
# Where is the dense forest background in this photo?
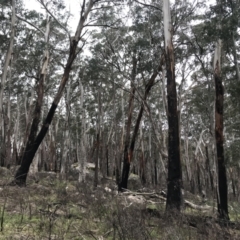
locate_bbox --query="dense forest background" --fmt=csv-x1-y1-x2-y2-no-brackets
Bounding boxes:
0,0,240,222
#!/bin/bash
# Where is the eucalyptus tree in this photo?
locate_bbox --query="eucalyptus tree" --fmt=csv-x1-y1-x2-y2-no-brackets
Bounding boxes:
189,0,240,216
213,29,229,220
0,0,16,167
162,0,183,211
77,0,163,189
178,0,239,215
212,0,229,220
119,1,164,190
13,0,102,186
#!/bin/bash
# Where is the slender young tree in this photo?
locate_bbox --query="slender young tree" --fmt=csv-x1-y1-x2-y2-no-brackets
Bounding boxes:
163,0,183,211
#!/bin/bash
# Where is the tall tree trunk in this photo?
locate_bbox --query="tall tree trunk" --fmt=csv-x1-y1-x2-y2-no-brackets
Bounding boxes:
0,0,16,166
13,95,20,165
139,121,146,184
214,37,229,220
163,0,183,211
119,57,162,190
78,79,87,183
14,0,95,186
60,84,71,177
14,14,50,185
118,54,137,190
230,0,240,82
94,88,102,188
116,89,125,185
5,64,12,168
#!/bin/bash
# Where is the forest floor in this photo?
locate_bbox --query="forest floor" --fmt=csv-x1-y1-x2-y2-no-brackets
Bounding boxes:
0,167,240,239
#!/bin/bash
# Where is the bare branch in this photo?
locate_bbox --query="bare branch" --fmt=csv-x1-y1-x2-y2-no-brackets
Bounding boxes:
16,15,45,36
37,0,71,40
134,0,161,11
75,0,94,40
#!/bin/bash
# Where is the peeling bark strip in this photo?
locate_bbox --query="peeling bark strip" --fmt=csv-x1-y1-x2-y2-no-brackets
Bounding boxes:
214,38,229,220
163,0,183,211
14,0,95,186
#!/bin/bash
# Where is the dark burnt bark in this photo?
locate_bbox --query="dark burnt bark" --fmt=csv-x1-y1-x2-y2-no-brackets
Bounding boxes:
14,40,78,186
118,55,137,191
215,71,229,220
165,46,183,211
119,61,162,191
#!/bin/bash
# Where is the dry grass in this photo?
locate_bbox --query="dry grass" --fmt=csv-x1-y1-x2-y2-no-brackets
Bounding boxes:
0,169,240,239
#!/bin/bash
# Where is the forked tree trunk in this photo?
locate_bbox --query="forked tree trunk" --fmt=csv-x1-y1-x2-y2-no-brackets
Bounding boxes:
163,0,183,211
14,0,95,186
214,37,229,220
119,60,162,190
118,54,137,191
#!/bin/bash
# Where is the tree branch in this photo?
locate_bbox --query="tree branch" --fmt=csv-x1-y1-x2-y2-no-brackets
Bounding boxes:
16,15,45,36
37,0,71,40
134,0,161,11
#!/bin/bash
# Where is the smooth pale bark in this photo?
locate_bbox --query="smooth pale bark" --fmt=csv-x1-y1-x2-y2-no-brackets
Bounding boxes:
115,88,125,185
14,0,95,186
230,0,240,82
163,0,183,211
161,68,168,117
78,80,87,183
15,14,50,180
5,65,12,167
60,84,71,176
18,90,35,163
12,96,20,165
49,128,57,171
214,38,229,220
232,34,240,82
94,88,102,188
0,0,16,166
60,127,69,176
184,123,192,188
139,121,146,184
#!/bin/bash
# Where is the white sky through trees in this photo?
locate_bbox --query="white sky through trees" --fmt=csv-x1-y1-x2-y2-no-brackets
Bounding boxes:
23,0,82,32
23,0,217,32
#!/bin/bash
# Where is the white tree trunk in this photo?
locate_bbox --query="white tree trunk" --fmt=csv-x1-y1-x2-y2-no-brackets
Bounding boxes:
61,84,71,176
0,0,16,165
0,0,16,118
78,80,87,183
163,0,172,49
